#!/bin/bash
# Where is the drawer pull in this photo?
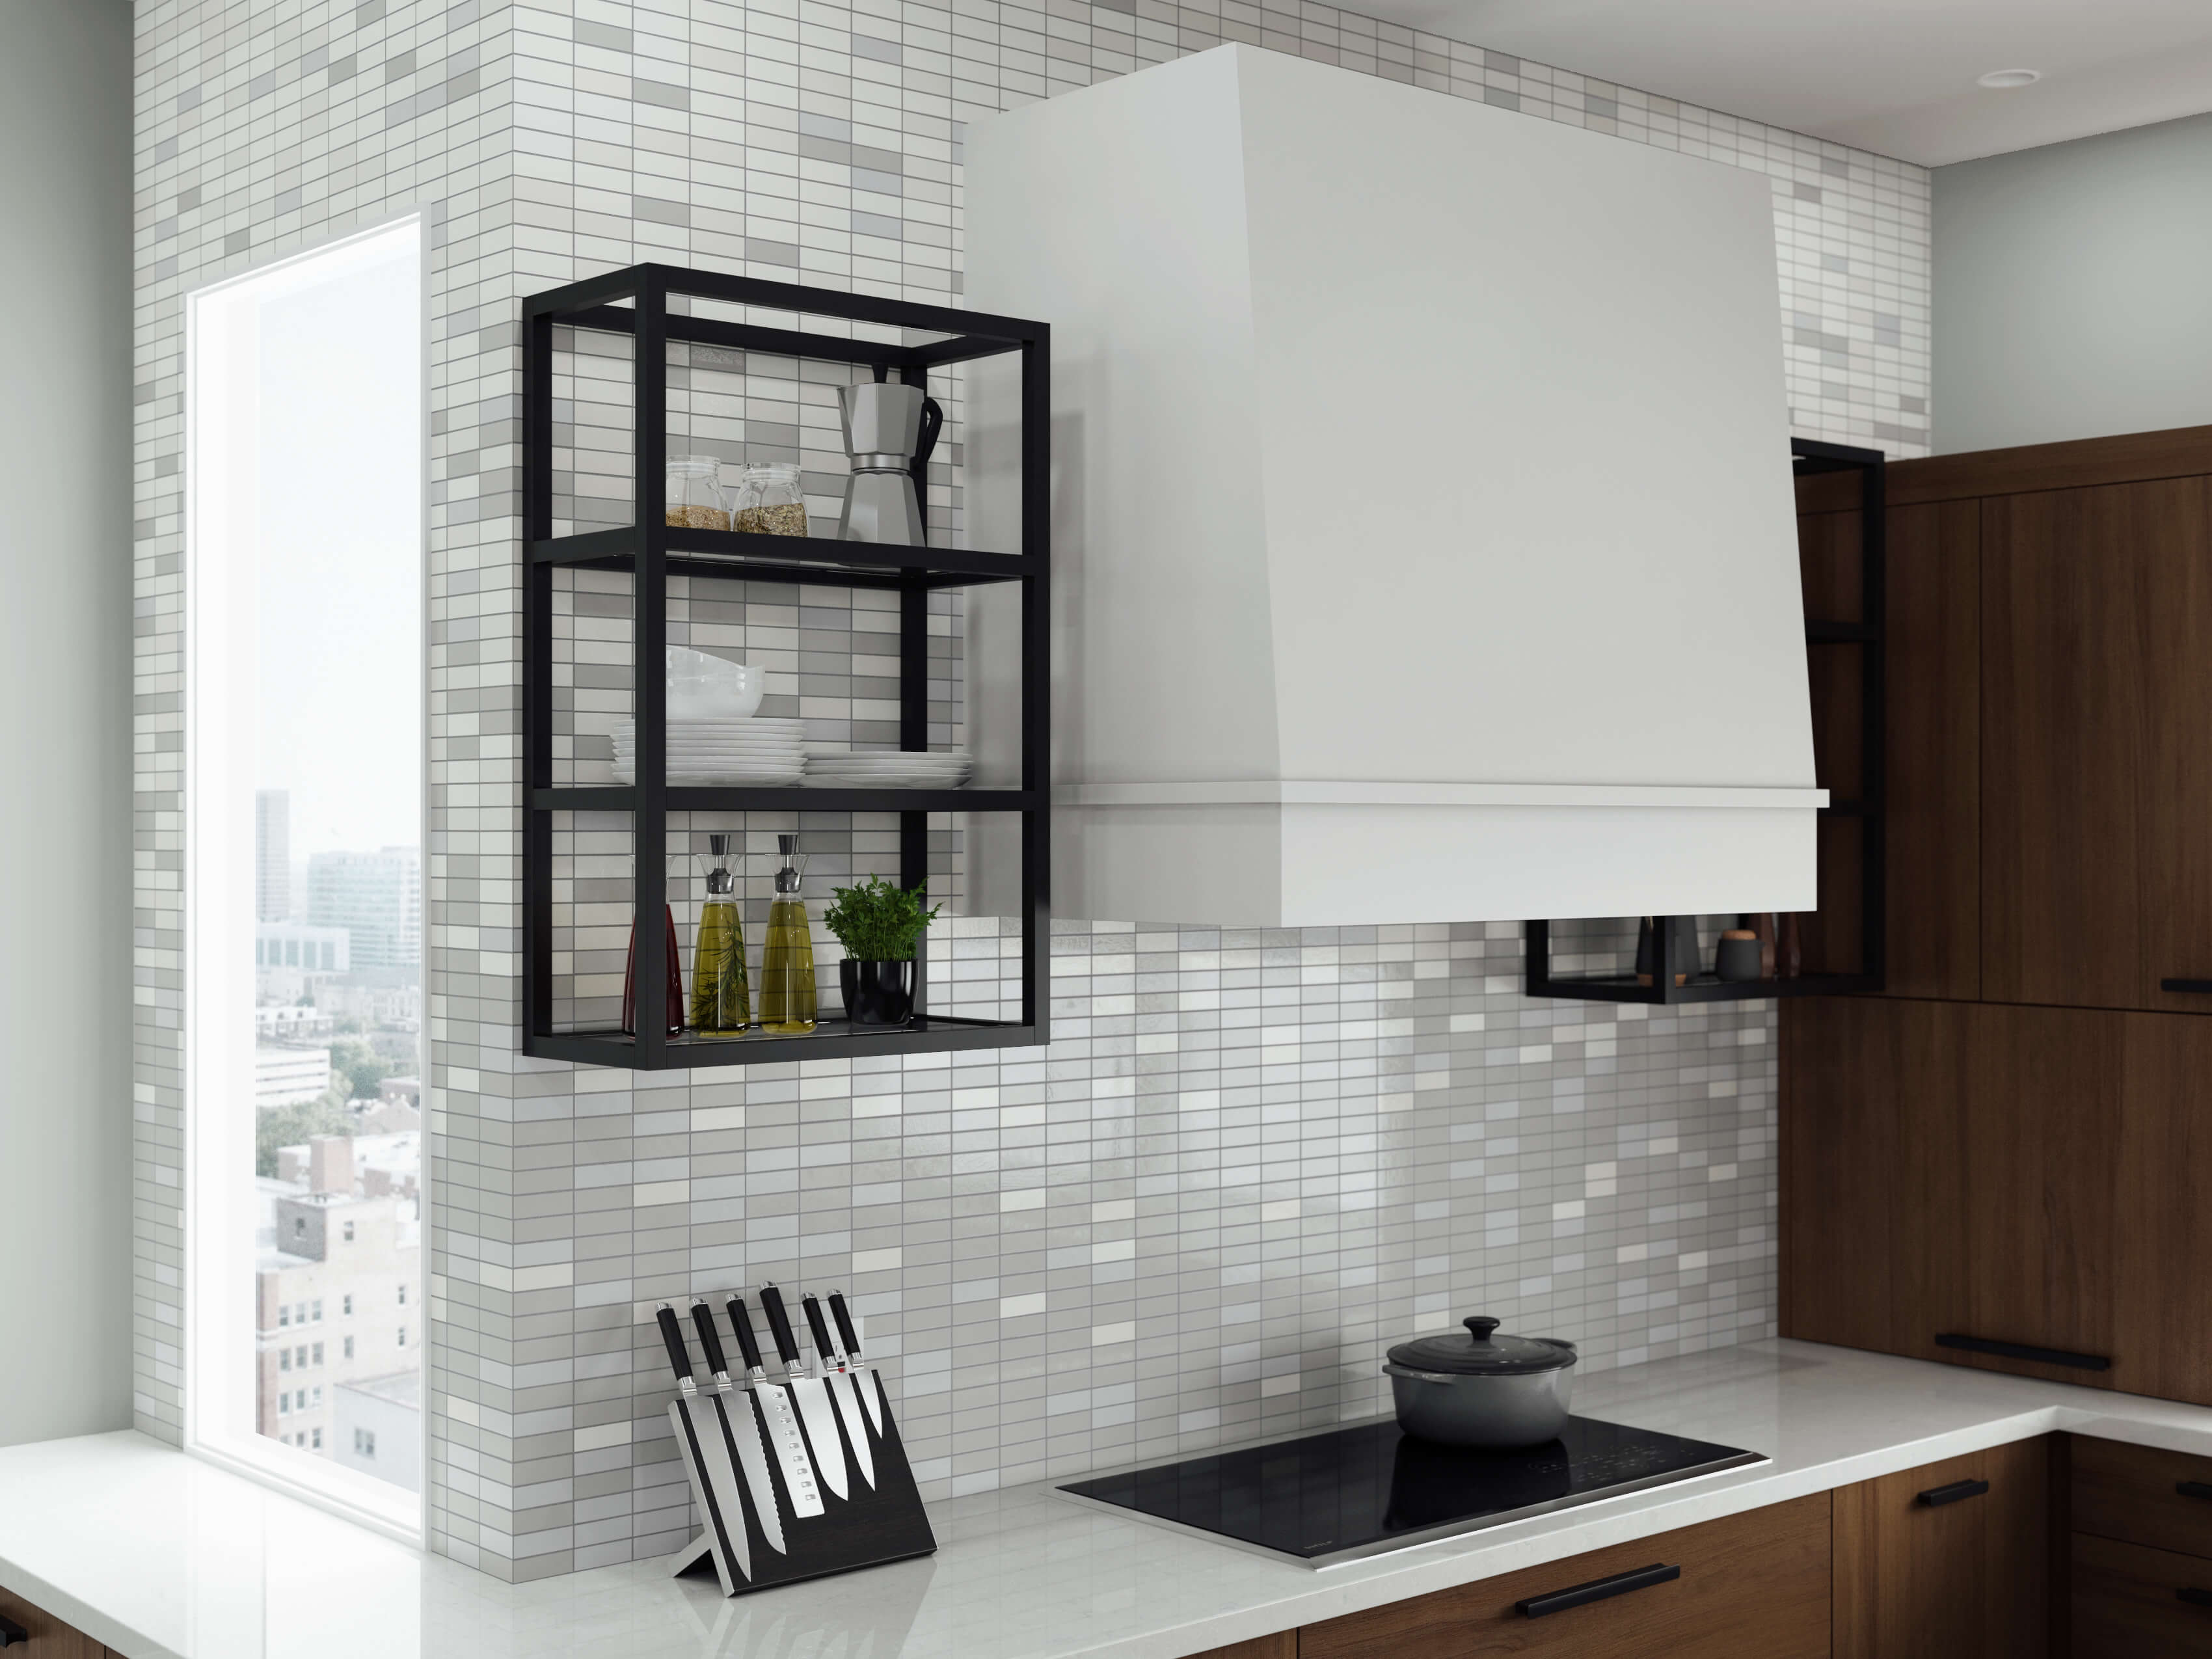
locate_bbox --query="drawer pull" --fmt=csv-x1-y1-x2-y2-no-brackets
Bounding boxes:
1917,1478,1991,1508
2178,1481,2212,1502
1935,1332,2111,1371
2161,979,2212,994
0,1615,23,1649
2181,1588,2212,1609
1517,1563,1681,1619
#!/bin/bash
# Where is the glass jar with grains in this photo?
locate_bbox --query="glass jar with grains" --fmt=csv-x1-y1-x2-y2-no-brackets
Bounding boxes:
733,462,809,536
664,455,729,530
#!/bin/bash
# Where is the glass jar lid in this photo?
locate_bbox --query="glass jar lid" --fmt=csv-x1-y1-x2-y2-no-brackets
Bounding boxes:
1384,1315,1578,1376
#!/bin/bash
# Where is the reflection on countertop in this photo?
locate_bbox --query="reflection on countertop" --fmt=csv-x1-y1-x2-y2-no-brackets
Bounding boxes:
9,1340,2212,1659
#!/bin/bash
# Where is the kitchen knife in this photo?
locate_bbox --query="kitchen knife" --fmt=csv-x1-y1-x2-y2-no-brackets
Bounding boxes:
759,1282,848,1500
727,1293,826,1518
828,1290,886,1434
804,1291,876,1489
691,1300,788,1555
654,1303,749,1591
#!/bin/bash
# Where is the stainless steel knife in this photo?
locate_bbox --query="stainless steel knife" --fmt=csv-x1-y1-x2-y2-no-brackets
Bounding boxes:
655,1303,749,1590
828,1289,886,1435
804,1291,876,1489
727,1293,825,1518
759,1282,848,1500
690,1300,787,1555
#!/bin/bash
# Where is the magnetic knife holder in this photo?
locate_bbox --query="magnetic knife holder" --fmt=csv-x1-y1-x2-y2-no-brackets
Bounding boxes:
666,1290,936,1596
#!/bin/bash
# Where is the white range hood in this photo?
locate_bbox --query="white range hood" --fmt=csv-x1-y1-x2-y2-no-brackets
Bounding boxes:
965,44,1823,928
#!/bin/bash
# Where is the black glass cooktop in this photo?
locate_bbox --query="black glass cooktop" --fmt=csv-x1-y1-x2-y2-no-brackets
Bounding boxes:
1060,1415,1764,1566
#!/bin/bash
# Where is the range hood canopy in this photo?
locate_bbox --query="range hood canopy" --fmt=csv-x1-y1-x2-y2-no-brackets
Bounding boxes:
967,45,1822,928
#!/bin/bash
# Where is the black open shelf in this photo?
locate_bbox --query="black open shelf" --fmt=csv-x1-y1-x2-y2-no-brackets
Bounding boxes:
521,263,1051,1068
1526,437,1888,1006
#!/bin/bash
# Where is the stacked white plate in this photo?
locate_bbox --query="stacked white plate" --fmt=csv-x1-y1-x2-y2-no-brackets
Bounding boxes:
802,746,973,790
614,717,807,785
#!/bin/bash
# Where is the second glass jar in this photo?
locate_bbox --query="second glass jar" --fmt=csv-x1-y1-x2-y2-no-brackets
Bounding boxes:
733,463,808,537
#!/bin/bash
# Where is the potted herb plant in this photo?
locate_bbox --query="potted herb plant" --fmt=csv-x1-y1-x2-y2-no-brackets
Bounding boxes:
821,877,941,1027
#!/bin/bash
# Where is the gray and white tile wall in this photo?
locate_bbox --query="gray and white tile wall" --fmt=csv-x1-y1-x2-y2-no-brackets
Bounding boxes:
131,0,1921,1582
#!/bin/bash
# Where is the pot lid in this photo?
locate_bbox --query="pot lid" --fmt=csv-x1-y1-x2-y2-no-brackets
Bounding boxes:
1386,1315,1578,1377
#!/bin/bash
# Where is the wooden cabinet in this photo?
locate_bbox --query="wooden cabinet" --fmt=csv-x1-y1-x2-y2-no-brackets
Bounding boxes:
1299,1495,1830,1659
2072,1437,2212,1655
1980,478,2212,1012
1786,997,2212,1402
0,1586,115,1658
1180,1638,1293,1659
1833,1441,2050,1659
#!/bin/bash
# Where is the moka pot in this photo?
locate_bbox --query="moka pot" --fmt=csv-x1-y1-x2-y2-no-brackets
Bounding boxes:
837,379,943,546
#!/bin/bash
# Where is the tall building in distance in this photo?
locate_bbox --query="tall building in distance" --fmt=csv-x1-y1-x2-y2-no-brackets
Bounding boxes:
254,789,290,922
307,847,421,978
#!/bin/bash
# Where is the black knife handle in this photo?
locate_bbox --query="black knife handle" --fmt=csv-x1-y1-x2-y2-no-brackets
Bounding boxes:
759,1283,801,1366
829,1291,865,1360
727,1295,766,1372
654,1304,695,1382
1917,1478,1989,1508
1517,1563,1680,1619
803,1293,839,1364
691,1301,731,1377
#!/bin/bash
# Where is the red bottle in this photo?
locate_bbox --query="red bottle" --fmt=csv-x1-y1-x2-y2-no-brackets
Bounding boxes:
621,905,684,1036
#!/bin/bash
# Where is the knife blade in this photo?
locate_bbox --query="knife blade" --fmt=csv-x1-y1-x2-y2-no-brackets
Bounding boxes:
828,1290,886,1434
759,1282,848,1500
655,1304,749,1589
727,1293,825,1518
804,1291,876,1489
690,1301,787,1556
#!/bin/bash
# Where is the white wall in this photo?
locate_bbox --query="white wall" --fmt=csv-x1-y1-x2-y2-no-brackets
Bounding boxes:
1933,110,2212,454
0,0,135,1445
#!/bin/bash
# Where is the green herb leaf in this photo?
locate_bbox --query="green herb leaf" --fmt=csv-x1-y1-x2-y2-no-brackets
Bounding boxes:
820,876,941,962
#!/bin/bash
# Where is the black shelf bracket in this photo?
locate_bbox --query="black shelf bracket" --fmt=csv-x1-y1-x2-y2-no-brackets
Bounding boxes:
520,263,1051,1070
1524,437,1887,1006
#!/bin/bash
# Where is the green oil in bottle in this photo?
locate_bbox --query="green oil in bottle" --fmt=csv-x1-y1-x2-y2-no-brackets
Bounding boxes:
690,833,751,1036
759,834,818,1034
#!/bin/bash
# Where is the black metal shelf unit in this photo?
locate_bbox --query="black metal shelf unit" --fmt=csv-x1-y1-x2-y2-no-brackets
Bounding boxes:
1525,437,1887,1006
522,263,1050,1068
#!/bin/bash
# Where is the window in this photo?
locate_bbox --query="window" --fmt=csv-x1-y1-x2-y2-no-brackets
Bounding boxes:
397,1284,406,1306
280,1349,291,1372
183,217,425,1538
397,1326,407,1348
344,1336,355,1360
312,1428,323,1450
342,1294,353,1316
312,1342,323,1365
313,1386,323,1406
355,1429,377,1460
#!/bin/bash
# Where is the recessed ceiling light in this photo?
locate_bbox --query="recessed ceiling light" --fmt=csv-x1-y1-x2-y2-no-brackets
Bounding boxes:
1976,68,2042,89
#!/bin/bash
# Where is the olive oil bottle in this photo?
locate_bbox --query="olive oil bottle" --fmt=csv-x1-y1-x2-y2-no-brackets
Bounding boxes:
690,833,751,1035
759,833,818,1034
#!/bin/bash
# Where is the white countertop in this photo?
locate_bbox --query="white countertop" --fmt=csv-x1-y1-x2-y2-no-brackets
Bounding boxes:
13,1340,2212,1659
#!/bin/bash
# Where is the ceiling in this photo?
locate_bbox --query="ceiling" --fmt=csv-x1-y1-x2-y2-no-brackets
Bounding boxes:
1358,0,2212,166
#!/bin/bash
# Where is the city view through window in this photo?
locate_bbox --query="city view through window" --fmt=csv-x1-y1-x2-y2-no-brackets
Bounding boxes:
193,221,426,1500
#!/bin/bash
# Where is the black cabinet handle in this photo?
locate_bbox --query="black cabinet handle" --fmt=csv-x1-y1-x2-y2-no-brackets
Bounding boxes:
1918,1478,1991,1507
2161,979,2212,994
1518,1563,1681,1619
2179,1481,2212,1502
2180,1587,2212,1609
0,1614,24,1648
1936,1332,2111,1371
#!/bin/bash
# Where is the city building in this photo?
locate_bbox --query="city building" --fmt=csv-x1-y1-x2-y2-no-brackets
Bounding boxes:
254,1135,421,1485
254,789,289,923
305,847,420,976
253,1005,335,1043
253,1045,331,1108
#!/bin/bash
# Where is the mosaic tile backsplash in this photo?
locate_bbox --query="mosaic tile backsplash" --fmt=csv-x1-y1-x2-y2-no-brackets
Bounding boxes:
133,0,1906,1581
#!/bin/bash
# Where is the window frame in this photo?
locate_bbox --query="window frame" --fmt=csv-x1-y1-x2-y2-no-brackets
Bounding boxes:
180,213,429,1544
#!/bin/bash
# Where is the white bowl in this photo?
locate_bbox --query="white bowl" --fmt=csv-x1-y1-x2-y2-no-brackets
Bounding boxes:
666,646,764,719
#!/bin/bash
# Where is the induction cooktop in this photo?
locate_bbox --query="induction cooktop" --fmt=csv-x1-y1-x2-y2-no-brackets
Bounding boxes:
1059,1414,1765,1566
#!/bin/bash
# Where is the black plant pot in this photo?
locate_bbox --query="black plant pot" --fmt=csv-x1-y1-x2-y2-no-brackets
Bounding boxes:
840,958,916,1026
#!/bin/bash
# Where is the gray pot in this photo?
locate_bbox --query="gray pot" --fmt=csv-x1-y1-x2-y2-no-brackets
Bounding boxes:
1382,1315,1578,1448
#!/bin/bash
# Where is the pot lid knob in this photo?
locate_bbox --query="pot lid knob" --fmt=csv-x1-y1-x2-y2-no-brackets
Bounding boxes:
1464,1315,1501,1342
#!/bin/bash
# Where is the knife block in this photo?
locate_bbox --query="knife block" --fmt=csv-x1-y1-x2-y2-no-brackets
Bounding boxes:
669,1376,936,1596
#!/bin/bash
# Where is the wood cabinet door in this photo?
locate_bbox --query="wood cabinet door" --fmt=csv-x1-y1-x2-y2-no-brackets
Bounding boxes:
1982,478,2212,1012
2112,1014,2212,1405
1783,996,1969,1360
0,1587,112,1658
1298,1494,1829,1659
1833,1440,2050,1659
2073,1533,2212,1656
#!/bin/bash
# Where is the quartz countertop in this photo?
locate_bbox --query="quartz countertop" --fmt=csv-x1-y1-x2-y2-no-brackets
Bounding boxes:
12,1340,2212,1659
